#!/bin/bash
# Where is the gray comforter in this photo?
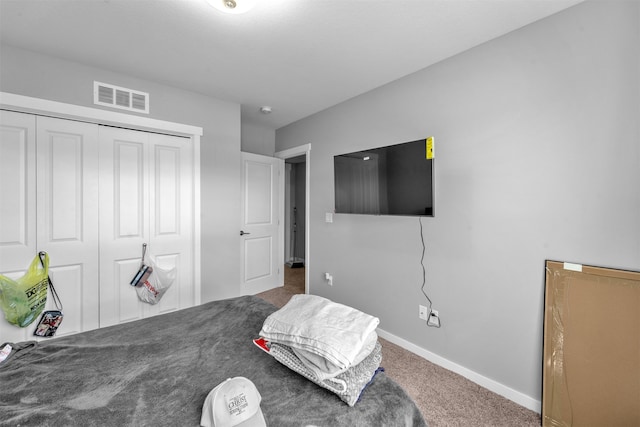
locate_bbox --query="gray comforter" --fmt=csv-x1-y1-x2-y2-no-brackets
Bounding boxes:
0,295,427,426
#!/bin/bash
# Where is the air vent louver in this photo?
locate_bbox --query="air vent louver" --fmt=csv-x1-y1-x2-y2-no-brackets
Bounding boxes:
94,81,149,114
98,84,114,104
131,93,147,111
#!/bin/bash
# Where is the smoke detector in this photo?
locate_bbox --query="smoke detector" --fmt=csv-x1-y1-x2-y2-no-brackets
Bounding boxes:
206,0,257,14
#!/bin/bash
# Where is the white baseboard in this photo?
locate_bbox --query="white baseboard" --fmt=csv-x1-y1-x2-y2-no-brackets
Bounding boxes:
376,328,542,414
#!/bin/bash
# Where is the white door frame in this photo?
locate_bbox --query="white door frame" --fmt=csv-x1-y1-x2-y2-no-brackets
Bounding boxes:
275,143,310,294
0,92,203,305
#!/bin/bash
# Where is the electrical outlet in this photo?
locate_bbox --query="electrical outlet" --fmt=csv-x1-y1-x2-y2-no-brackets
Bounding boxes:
428,309,440,327
418,305,429,321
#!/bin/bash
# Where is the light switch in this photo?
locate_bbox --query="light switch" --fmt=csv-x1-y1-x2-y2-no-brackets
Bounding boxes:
325,212,333,223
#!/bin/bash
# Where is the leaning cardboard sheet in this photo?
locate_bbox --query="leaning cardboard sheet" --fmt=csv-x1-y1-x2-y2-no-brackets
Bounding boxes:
256,294,382,406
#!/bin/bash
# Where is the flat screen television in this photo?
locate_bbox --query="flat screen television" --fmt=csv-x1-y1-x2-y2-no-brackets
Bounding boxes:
334,138,434,217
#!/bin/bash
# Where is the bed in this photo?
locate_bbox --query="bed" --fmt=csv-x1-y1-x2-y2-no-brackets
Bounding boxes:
0,295,427,426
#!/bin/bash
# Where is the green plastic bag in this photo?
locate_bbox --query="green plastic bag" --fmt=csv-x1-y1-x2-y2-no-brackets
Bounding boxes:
0,252,50,327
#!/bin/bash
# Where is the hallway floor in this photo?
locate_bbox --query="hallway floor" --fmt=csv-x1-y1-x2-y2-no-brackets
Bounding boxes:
255,264,305,308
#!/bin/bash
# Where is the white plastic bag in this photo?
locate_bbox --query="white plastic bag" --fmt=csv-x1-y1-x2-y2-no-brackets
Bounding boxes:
135,255,176,305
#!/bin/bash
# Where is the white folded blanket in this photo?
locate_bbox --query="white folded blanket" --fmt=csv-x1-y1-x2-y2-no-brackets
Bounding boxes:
291,330,378,380
269,340,383,406
259,294,380,374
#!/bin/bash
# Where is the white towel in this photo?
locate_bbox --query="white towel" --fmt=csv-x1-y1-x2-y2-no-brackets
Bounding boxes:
259,294,380,373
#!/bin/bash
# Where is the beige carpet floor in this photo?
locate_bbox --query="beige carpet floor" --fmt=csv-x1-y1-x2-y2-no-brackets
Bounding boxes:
256,266,542,427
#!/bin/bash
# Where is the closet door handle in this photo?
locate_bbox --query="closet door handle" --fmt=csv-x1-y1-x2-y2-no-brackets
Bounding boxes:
240,230,251,236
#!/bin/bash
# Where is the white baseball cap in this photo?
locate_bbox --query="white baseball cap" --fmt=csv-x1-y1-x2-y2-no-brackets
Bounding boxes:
201,377,267,427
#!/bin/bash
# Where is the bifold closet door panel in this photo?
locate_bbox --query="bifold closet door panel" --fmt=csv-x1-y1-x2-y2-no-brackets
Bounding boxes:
0,112,100,341
36,116,100,336
99,126,194,327
99,126,150,327
0,111,37,343
147,133,195,315
0,111,36,273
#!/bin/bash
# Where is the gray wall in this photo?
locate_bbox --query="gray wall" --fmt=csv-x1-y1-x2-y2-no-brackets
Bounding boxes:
241,121,276,156
275,0,640,403
0,44,243,303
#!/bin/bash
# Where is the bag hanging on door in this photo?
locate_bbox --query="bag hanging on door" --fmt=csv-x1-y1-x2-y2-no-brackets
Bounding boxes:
33,252,64,337
0,252,50,327
133,244,176,305
130,244,153,287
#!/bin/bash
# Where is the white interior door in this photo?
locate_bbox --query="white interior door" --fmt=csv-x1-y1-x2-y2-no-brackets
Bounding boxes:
240,152,283,295
99,126,194,327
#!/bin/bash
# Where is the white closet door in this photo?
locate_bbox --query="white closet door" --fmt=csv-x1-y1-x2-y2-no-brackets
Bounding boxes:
0,111,36,272
0,113,99,341
36,116,100,336
99,127,193,327
99,127,150,326
147,133,194,314
0,111,36,343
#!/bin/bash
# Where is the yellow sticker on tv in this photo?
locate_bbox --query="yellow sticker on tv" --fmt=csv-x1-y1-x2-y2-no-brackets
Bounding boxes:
426,136,434,159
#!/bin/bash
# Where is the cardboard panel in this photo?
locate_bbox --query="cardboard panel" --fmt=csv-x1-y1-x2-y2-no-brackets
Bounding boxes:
543,261,640,427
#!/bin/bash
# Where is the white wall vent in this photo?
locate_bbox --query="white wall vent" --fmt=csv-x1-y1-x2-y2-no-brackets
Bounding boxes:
93,81,149,114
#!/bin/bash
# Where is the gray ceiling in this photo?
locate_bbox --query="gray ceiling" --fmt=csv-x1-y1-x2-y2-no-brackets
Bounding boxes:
0,0,583,129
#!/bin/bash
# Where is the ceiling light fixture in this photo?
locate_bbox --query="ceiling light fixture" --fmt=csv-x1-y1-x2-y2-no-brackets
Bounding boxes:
206,0,257,14
260,106,272,114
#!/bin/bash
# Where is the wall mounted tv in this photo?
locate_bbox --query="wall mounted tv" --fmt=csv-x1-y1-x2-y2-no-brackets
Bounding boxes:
334,138,434,217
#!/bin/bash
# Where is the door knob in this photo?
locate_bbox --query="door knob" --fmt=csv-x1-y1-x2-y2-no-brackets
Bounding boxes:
240,230,251,236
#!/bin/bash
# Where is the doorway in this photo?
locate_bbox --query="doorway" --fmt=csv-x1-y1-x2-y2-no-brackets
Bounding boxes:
275,144,310,294
285,156,305,267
